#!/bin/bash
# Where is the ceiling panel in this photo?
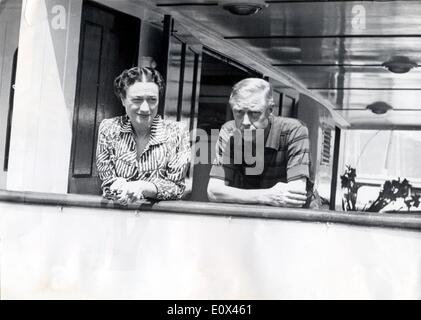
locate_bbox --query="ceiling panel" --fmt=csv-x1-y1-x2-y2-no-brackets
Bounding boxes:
228,37,421,65
155,1,421,37
335,109,421,129
279,66,421,89
315,89,421,111
150,0,421,128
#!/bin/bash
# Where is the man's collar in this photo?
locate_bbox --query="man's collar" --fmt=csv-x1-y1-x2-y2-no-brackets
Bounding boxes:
120,115,167,145
265,115,281,150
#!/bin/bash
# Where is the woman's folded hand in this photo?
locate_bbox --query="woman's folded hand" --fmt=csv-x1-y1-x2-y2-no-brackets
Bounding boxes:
109,179,158,205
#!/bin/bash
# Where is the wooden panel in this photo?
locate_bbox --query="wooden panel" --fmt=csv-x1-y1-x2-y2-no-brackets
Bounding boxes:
72,22,103,176
69,1,140,194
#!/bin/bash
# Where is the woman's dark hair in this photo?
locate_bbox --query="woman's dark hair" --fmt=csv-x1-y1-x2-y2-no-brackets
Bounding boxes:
114,67,165,99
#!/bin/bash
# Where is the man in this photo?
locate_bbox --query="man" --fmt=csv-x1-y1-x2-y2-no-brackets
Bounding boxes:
207,78,314,208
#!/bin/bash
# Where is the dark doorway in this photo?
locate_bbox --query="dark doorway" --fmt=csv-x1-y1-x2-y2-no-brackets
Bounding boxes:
189,49,262,201
68,1,140,194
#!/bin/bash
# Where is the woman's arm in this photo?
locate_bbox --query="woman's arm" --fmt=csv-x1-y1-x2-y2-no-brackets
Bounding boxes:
149,123,191,200
96,119,124,198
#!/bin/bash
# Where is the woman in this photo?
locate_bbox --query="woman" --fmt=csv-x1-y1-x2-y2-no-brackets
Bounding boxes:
96,67,190,204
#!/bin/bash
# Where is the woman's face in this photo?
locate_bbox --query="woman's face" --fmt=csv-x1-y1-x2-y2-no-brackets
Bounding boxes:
122,81,159,129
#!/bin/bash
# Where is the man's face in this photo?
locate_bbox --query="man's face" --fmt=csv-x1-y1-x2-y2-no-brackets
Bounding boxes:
122,81,159,129
232,91,272,133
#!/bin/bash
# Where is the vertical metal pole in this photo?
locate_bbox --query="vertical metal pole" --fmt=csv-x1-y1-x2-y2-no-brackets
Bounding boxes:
329,4,346,210
383,130,394,175
189,52,200,132
159,14,173,117
330,126,341,211
176,43,186,122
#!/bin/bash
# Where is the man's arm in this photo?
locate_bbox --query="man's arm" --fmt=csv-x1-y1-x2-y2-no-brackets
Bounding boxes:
207,177,307,207
207,178,264,204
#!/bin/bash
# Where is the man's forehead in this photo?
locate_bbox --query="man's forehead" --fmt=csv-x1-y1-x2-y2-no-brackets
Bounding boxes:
236,89,266,100
129,93,157,98
233,94,268,109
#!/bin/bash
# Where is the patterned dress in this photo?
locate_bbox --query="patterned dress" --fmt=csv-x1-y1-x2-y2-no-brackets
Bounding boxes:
96,115,190,200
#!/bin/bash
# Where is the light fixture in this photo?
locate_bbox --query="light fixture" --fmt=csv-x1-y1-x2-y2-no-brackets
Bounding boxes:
273,46,302,54
221,1,268,16
382,56,418,74
366,101,393,115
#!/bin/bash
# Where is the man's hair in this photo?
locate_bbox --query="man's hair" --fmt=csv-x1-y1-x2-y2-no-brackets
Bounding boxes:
114,66,165,99
229,78,275,109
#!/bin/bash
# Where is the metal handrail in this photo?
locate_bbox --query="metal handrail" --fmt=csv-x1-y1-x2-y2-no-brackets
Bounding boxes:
0,189,421,230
